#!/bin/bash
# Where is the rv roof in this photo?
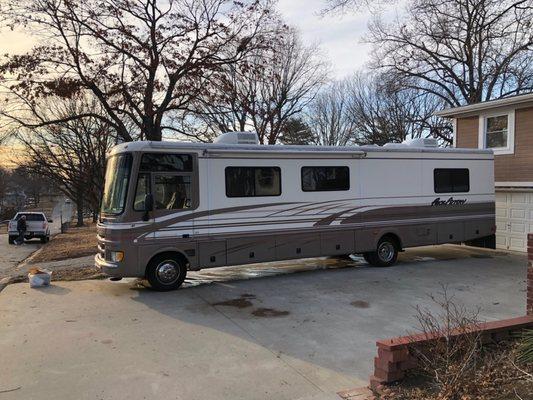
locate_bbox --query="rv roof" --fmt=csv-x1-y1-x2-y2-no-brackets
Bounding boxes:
108,140,493,157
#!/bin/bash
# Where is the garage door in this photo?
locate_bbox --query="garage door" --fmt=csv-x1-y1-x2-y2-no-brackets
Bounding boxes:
495,191,533,252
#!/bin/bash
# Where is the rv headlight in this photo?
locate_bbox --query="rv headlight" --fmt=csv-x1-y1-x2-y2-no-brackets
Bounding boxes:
109,251,124,262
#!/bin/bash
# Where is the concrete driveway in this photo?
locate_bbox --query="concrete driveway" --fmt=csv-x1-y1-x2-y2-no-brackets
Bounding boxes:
0,246,527,400
0,200,72,279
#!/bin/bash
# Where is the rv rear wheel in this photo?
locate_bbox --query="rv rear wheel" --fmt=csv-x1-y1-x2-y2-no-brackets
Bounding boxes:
365,236,399,267
146,254,187,291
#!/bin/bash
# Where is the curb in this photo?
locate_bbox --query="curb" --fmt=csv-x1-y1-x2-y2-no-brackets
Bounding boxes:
14,233,60,270
0,277,14,293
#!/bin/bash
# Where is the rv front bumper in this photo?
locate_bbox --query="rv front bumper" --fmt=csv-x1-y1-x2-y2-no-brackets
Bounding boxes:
95,253,119,270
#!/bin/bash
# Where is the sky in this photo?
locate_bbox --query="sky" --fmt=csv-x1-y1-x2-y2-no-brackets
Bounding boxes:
276,0,374,78
0,0,377,79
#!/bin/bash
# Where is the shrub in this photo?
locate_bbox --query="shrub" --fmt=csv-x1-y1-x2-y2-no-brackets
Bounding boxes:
408,286,483,398
517,329,533,364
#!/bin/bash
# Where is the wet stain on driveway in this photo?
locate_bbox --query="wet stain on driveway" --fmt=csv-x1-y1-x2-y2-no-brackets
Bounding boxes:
212,293,256,309
350,300,370,308
252,308,290,318
212,298,253,309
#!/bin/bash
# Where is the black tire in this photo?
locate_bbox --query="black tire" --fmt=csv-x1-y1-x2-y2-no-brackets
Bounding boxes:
365,236,399,267
8,236,16,245
145,253,187,291
40,236,49,244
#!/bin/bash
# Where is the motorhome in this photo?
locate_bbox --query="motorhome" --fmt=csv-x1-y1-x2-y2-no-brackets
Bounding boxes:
95,132,495,291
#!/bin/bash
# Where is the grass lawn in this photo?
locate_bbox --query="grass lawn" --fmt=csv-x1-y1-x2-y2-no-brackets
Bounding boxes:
32,223,97,262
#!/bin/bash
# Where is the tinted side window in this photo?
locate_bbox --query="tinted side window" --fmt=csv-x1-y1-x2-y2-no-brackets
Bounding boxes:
133,173,151,211
301,167,350,192
434,169,470,193
154,175,192,209
17,214,45,221
225,167,281,197
140,153,193,172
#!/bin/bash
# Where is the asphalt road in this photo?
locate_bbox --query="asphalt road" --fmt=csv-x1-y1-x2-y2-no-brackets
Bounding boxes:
0,200,72,279
0,245,527,400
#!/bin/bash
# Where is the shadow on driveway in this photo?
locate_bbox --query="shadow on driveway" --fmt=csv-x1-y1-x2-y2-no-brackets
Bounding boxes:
129,245,526,384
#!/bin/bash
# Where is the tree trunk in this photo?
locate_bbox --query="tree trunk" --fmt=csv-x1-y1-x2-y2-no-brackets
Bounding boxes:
76,193,84,227
92,211,98,223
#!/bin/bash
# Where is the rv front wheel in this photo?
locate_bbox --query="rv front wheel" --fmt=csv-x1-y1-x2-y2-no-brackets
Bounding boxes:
365,236,399,267
146,253,187,291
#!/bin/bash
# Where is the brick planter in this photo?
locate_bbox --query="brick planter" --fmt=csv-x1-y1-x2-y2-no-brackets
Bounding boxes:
369,232,533,391
342,233,533,396
369,315,533,390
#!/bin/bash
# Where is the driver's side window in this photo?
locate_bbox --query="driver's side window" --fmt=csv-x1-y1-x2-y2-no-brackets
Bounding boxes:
133,173,150,211
153,175,191,210
134,153,195,212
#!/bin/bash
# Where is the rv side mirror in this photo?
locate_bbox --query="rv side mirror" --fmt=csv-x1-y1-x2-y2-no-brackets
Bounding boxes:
48,219,53,223
142,194,154,222
144,194,154,212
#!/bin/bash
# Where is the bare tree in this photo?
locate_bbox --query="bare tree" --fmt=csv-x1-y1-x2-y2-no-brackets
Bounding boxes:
8,167,54,207
17,97,116,226
321,0,388,14
307,79,357,146
346,72,452,145
181,28,329,144
303,72,451,146
0,0,276,142
278,117,316,145
367,0,533,106
0,167,8,209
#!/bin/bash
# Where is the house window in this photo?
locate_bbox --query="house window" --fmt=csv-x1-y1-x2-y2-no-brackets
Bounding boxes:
434,168,470,193
485,115,508,148
301,167,350,192
478,111,515,155
225,167,281,197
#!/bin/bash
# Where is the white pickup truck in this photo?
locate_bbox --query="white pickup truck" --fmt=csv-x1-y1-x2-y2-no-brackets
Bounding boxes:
8,212,52,244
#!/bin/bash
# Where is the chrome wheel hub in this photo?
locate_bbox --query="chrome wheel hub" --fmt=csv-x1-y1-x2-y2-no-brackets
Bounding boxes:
378,242,395,263
156,261,179,284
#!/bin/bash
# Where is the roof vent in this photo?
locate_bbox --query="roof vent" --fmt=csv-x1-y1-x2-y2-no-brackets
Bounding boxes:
383,142,407,148
403,138,439,147
213,131,259,145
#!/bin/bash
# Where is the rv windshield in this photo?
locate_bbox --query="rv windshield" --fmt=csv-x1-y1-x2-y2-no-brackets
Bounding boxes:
101,154,132,215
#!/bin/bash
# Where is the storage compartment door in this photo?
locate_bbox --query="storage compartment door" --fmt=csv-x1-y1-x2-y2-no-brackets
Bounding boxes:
199,240,227,267
275,233,321,260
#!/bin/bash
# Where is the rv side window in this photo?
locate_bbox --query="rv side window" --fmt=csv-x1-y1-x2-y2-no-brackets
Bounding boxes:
140,153,193,172
434,169,470,193
225,167,281,197
154,175,192,209
133,173,151,211
135,152,196,212
301,167,350,192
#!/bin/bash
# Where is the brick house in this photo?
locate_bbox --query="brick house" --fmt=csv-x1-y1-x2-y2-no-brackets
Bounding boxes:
435,93,533,252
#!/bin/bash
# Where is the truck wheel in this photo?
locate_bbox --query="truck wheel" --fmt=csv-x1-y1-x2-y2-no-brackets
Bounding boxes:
146,254,187,291
40,236,49,244
365,236,399,267
8,236,16,245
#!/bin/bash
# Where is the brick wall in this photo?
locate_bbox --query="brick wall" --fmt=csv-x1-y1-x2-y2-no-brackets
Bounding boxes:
368,246,533,393
526,233,533,316
370,316,533,389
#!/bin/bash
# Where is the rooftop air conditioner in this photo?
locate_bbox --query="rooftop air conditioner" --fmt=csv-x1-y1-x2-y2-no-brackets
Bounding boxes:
213,131,260,145
403,138,439,147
